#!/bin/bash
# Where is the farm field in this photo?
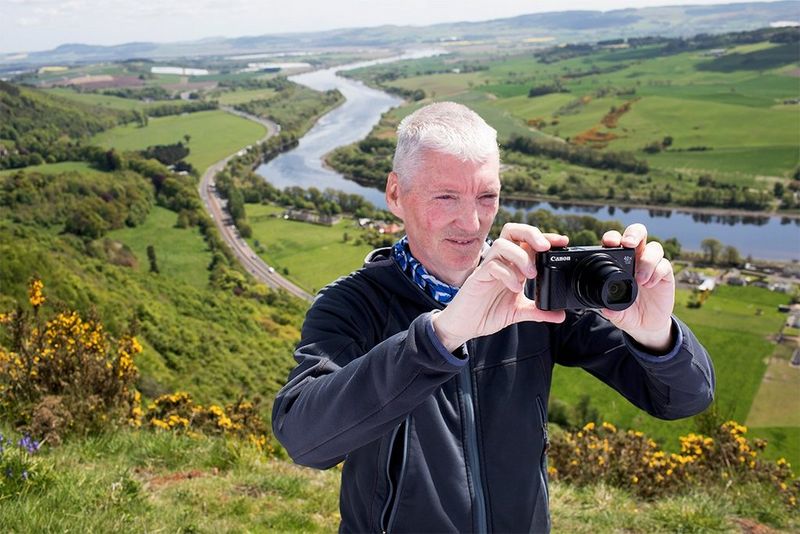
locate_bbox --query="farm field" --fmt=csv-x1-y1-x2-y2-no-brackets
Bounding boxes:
90,110,267,172
244,203,374,293
107,206,213,290
349,40,800,182
215,88,278,105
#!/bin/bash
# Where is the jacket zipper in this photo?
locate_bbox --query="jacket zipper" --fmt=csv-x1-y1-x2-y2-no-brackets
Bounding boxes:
536,396,551,520
380,418,409,534
459,342,489,534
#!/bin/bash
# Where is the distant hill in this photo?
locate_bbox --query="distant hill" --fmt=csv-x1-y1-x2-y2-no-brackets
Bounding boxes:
1,2,797,71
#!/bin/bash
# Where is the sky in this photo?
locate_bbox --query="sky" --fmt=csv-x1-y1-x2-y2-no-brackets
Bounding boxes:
0,0,788,54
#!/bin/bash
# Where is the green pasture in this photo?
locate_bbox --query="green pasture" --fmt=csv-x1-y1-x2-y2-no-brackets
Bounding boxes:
44,88,147,110
747,341,800,428
91,110,266,172
390,71,488,98
244,203,374,293
107,206,213,290
649,145,800,176
215,88,277,105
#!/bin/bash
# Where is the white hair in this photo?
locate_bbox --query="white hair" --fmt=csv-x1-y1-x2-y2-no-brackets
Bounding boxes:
392,102,498,189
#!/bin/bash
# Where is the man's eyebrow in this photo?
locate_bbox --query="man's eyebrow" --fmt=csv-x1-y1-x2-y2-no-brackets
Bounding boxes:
431,188,500,195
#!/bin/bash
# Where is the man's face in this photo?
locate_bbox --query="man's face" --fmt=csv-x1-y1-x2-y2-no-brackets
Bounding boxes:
387,150,500,287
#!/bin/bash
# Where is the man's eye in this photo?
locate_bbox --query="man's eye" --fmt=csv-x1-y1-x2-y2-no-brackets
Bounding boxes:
435,195,455,200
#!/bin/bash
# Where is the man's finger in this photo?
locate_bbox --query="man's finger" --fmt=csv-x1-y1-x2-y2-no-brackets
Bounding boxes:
500,223,563,253
480,259,525,293
621,223,648,257
643,257,673,288
514,299,566,324
483,238,536,278
636,241,664,285
602,230,623,247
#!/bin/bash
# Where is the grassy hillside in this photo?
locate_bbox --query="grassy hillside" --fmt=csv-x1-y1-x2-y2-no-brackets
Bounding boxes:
91,110,267,172
1,424,795,533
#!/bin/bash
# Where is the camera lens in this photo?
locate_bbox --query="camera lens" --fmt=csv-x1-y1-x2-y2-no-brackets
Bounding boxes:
607,280,632,304
573,253,637,311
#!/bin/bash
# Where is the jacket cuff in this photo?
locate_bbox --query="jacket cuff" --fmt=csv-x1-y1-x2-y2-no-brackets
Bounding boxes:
423,312,469,367
622,316,684,364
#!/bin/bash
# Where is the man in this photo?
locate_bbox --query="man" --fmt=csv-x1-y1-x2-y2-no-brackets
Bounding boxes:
272,102,715,533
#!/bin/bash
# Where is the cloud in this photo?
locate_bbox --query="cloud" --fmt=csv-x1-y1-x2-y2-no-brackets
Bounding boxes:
15,17,41,27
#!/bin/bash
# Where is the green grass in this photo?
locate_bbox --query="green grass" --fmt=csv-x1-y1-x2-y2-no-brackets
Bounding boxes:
215,88,277,105
244,203,373,293
107,206,213,290
0,427,341,533
0,426,794,533
90,110,267,172
44,88,149,110
746,342,800,428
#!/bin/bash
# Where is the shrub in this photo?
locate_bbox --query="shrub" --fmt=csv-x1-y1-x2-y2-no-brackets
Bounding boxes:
0,279,140,445
141,391,276,455
548,420,798,508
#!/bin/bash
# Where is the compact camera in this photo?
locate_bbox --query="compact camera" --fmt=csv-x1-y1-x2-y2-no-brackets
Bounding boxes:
531,246,638,311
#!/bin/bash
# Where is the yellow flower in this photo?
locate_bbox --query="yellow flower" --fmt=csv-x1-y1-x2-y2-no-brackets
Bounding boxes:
631,475,639,484
582,422,596,431
28,279,45,308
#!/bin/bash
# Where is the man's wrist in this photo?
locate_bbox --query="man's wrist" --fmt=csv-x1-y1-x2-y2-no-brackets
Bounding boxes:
431,310,468,352
626,320,676,355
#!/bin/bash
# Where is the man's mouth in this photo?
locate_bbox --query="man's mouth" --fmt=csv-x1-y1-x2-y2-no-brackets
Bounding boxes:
445,238,478,246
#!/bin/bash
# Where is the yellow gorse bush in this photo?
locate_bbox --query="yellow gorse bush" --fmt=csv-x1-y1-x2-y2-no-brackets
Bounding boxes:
0,279,141,444
141,390,276,455
548,419,798,507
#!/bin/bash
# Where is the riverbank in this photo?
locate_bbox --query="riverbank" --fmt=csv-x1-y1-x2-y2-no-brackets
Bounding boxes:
501,193,800,221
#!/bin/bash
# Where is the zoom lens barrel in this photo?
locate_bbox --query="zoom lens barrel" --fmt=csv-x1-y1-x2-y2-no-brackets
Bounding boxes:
573,253,638,311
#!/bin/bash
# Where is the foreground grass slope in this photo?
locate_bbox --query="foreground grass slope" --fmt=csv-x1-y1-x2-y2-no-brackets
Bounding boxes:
1,425,795,533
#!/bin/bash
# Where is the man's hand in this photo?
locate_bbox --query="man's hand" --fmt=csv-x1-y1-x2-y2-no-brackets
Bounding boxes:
431,223,568,352
601,223,675,353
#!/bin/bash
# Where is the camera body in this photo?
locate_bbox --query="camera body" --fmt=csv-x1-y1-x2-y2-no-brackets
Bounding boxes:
532,246,638,311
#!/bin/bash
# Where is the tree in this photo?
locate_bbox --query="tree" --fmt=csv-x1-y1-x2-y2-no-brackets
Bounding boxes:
701,238,723,265
722,245,741,267
571,229,599,246
774,182,785,198
147,245,159,273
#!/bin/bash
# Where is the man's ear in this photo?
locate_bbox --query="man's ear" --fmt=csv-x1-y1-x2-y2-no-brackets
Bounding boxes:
385,172,405,219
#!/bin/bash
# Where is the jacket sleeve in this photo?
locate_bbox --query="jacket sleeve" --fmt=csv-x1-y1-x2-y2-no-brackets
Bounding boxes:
271,284,467,469
552,310,715,420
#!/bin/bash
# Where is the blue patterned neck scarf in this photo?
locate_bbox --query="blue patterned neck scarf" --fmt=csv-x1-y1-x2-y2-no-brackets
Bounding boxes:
392,235,491,305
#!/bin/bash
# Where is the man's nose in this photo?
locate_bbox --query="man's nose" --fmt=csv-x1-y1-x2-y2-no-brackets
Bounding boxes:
455,204,481,234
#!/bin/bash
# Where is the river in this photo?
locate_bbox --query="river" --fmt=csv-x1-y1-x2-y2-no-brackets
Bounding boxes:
256,52,800,261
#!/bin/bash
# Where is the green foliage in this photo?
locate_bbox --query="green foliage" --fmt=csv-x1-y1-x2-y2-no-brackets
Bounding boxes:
0,168,154,238
234,80,343,136
140,142,189,166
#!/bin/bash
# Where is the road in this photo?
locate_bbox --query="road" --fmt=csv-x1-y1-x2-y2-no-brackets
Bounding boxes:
198,107,313,302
